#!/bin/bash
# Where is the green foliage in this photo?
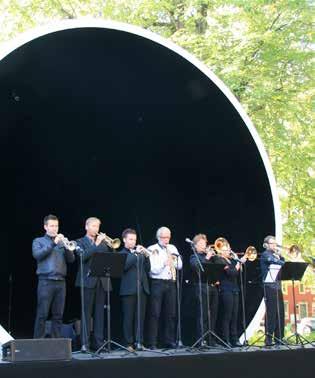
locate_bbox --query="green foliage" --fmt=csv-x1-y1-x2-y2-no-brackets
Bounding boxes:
0,0,314,270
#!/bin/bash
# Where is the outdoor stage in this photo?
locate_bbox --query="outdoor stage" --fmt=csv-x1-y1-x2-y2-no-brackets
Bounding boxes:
1,346,314,378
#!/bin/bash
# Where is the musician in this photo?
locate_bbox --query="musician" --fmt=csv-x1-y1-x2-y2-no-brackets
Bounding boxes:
32,214,75,338
147,226,183,349
260,235,285,346
190,234,219,346
119,228,151,351
217,242,244,347
75,217,111,351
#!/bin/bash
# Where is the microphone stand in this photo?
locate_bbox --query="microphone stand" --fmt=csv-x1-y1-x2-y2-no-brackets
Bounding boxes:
169,254,185,352
239,261,247,346
188,242,205,350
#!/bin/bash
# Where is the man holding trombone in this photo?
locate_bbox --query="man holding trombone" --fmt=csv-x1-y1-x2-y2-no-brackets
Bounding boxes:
32,214,75,339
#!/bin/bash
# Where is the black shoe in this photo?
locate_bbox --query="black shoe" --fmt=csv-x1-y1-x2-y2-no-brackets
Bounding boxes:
148,345,157,350
265,337,273,347
231,341,242,348
164,342,176,349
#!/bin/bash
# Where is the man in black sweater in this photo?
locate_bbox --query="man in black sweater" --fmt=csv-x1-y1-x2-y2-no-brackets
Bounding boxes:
32,214,75,338
119,228,150,351
75,217,111,350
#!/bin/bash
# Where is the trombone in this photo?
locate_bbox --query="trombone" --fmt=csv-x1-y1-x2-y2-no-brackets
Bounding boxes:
97,232,121,249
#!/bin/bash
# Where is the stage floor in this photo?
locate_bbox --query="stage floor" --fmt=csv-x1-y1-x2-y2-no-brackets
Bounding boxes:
1,344,314,378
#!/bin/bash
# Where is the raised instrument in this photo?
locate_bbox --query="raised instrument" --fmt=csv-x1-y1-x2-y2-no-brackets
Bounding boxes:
55,234,77,252
97,232,121,249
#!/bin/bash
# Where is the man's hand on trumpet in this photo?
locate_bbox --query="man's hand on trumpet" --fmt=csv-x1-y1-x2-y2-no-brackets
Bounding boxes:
54,233,64,244
95,232,106,246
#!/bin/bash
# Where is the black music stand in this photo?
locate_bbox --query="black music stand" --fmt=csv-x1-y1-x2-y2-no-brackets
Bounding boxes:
282,262,314,347
89,253,133,355
191,262,231,350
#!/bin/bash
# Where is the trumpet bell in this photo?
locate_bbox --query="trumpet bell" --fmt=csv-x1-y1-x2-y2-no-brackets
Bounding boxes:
111,238,121,249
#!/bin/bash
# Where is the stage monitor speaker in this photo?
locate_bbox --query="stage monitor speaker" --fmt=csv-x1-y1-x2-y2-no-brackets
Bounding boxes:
2,338,72,362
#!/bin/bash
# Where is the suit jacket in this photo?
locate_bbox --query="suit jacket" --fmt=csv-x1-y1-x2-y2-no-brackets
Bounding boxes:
119,247,151,296
75,235,112,291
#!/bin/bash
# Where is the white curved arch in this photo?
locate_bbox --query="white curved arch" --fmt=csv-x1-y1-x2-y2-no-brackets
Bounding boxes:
0,19,282,338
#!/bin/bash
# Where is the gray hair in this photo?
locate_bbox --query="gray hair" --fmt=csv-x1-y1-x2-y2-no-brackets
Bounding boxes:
156,226,171,240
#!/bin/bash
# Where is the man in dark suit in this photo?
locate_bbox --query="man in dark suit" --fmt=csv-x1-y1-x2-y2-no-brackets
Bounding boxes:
260,235,285,346
75,217,111,350
119,228,150,351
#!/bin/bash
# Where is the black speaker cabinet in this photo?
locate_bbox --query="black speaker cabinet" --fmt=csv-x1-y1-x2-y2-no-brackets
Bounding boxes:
2,338,72,362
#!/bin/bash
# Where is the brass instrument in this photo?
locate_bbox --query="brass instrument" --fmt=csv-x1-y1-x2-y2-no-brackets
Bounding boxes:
97,232,121,249
211,237,230,254
166,246,177,281
210,237,257,262
242,246,258,262
134,245,153,258
56,234,77,252
205,245,217,256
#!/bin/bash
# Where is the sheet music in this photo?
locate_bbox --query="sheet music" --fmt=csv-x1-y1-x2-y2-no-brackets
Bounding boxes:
264,264,282,283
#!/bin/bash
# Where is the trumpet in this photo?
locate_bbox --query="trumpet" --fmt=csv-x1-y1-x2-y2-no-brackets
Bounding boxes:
55,234,77,252
133,245,152,258
241,246,258,262
97,232,121,249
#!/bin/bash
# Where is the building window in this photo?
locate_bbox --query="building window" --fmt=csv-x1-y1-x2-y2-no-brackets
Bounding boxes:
284,301,289,320
299,283,305,294
282,282,288,294
299,302,308,319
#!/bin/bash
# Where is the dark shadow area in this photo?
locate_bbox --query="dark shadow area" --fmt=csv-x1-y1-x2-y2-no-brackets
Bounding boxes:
0,27,274,340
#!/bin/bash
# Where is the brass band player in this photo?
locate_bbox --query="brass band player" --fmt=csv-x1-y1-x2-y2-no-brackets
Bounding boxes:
32,214,75,338
119,228,151,352
260,235,285,346
75,217,112,351
190,234,219,346
147,226,183,349
216,240,244,347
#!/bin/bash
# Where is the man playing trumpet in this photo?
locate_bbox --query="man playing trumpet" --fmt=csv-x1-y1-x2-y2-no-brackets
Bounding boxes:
119,228,151,351
190,234,219,346
147,226,183,349
32,214,75,339
75,217,112,351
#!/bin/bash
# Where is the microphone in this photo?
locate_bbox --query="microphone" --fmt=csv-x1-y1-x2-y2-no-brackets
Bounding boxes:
185,238,193,244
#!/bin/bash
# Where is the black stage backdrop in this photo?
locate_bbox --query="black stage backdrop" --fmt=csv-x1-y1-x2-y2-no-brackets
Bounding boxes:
0,27,273,340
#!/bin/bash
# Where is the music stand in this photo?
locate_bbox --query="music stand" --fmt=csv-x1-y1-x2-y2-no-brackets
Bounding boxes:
89,253,133,355
191,262,231,350
281,262,314,347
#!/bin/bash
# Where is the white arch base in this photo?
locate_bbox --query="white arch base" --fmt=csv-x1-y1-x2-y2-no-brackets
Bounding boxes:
0,324,13,357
